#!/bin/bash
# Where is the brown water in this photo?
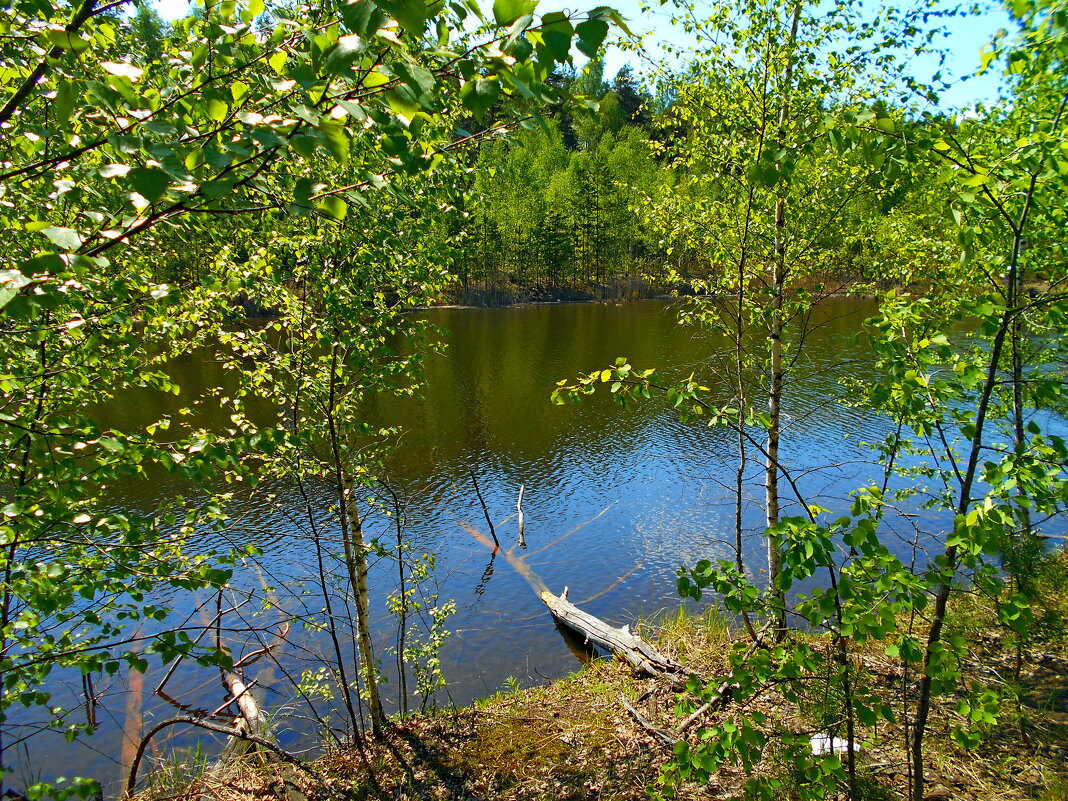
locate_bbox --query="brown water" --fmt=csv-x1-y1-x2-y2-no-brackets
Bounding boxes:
19,297,1045,792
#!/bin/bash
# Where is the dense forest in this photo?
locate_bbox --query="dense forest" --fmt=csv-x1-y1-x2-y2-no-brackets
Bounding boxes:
456,59,668,301
2,0,1067,799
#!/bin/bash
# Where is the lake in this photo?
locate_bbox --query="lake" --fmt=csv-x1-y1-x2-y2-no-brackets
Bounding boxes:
18,296,1059,792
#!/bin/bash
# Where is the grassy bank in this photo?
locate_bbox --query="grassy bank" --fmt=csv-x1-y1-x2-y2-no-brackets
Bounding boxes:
142,555,1068,801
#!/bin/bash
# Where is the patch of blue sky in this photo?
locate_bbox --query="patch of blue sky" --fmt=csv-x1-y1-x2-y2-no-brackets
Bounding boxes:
573,0,1017,110
150,0,1018,109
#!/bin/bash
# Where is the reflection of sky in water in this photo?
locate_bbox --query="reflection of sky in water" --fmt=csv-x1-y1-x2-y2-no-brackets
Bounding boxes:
16,298,1067,792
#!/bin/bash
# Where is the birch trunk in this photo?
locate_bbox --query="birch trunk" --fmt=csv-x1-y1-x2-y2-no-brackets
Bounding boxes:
765,0,802,641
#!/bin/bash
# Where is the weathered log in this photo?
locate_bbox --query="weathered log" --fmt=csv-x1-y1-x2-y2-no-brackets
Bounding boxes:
205,624,290,782
539,587,684,676
229,674,269,735
210,674,273,773
462,523,683,678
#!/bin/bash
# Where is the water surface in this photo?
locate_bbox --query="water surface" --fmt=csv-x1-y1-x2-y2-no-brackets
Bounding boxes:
22,297,1059,791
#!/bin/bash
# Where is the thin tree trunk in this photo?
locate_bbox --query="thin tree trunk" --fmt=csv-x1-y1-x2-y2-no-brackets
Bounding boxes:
765,252,785,638
292,282,362,733
305,476,362,732
340,474,385,733
909,179,1036,801
766,0,802,641
381,479,410,715
1008,230,1032,682
327,344,385,735
735,179,762,644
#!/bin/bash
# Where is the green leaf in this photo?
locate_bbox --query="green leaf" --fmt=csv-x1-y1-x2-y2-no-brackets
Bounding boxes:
574,17,608,58
324,34,367,74
386,88,420,119
0,269,32,311
460,77,500,120
317,121,350,162
268,50,288,74
377,0,428,35
44,30,89,53
540,12,574,61
205,97,229,122
294,177,323,203
597,6,632,36
504,13,535,45
855,702,876,726
191,44,209,70
201,179,237,198
746,161,779,188
128,167,171,204
317,195,348,220
494,0,538,25
39,226,82,250
333,99,368,121
339,0,388,36
392,62,436,102
54,80,75,122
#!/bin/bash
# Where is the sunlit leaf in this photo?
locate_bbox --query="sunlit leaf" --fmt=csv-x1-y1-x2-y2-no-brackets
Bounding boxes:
39,226,82,250
494,0,538,25
101,62,145,82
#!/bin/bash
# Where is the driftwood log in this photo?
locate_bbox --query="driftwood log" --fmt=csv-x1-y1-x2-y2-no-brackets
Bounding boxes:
463,523,683,678
212,673,272,767
541,587,683,675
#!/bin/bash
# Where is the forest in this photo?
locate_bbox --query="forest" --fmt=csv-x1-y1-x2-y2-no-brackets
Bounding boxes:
1,0,1067,799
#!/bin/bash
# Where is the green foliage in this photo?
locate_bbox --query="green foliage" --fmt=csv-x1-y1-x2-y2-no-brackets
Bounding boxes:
558,1,1068,799
0,0,617,785
459,76,664,296
387,552,457,712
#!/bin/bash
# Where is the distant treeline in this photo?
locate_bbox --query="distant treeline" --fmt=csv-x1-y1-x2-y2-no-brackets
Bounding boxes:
446,57,958,305
450,60,677,303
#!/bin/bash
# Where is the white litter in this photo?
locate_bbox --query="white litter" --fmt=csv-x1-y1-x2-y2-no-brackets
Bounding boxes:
810,734,856,755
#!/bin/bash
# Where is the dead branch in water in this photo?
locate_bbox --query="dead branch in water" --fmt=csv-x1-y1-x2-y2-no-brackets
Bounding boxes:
516,484,526,547
461,522,683,678
468,467,499,547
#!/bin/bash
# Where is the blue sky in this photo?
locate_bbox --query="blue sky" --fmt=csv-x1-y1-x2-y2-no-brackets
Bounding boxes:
579,0,1016,109
153,0,1015,108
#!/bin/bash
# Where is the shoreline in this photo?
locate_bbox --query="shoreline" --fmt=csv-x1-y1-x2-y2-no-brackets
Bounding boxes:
136,572,1068,801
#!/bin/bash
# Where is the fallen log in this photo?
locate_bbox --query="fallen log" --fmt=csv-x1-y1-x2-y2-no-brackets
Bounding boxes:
541,587,684,675
205,624,290,785
462,523,683,678
214,673,271,765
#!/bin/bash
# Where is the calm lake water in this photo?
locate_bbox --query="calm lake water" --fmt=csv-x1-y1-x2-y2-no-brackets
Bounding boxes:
19,297,1064,791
